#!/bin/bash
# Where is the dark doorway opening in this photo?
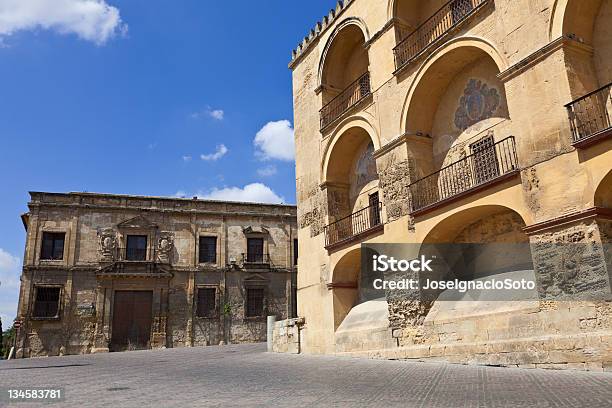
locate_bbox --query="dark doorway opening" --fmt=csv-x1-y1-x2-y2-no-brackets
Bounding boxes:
111,291,153,351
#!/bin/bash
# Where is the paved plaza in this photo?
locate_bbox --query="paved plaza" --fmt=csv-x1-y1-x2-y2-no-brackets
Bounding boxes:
1,343,611,407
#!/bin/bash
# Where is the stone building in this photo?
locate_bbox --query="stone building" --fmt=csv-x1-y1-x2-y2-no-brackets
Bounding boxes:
278,0,612,370
15,192,297,356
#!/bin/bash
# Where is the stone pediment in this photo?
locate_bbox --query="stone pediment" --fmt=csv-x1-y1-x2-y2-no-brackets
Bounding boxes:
242,226,269,235
243,273,268,286
117,215,158,229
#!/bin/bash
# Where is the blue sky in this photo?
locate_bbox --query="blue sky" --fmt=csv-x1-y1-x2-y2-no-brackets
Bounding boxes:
0,0,332,326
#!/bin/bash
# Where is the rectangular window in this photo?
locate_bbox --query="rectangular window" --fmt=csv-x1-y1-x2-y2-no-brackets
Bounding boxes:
293,238,298,266
40,232,65,260
126,235,147,261
451,0,475,24
199,237,217,264
246,238,264,263
369,192,381,226
470,135,500,185
196,287,217,318
33,287,61,318
245,288,264,318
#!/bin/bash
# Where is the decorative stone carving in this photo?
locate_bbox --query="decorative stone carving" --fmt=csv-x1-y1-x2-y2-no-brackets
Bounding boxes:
297,186,327,237
156,232,174,264
522,167,541,214
530,221,610,300
454,79,501,131
378,158,411,222
97,228,117,261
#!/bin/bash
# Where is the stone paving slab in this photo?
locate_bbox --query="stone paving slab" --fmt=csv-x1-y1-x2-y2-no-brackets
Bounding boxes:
0,343,611,407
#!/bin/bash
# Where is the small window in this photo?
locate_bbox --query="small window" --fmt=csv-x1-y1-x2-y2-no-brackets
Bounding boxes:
369,192,381,226
246,238,264,263
40,232,65,260
33,287,61,318
196,287,217,318
199,237,217,264
293,238,298,266
470,135,500,184
126,235,147,261
246,287,264,318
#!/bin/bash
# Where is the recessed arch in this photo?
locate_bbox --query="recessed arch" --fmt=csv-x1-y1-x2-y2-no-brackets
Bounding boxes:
549,0,604,42
421,205,529,244
400,36,507,136
330,247,361,330
321,115,381,186
595,169,612,208
317,17,371,90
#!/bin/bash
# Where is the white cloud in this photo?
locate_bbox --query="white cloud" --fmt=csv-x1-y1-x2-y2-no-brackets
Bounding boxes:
0,248,21,325
200,144,228,161
257,165,277,177
182,155,192,162
254,120,295,161
0,0,127,45
208,109,224,120
191,107,224,121
195,183,284,204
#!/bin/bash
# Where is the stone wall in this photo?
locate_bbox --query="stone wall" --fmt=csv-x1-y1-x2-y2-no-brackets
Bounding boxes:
15,192,298,357
272,317,305,354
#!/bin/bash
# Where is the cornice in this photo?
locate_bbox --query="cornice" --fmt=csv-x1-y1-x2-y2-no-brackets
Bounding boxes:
373,133,432,159
497,36,593,83
523,207,612,236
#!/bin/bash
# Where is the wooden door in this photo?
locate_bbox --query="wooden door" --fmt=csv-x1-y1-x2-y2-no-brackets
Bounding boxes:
111,291,153,351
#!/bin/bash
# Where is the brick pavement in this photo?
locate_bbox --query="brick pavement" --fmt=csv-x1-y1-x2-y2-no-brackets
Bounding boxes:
0,344,611,407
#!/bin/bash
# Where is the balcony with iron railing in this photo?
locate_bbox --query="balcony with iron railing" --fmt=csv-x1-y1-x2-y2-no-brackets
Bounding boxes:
393,0,490,72
119,247,150,262
242,253,271,267
409,136,519,215
320,72,371,130
566,81,612,148
324,201,383,249
97,247,171,278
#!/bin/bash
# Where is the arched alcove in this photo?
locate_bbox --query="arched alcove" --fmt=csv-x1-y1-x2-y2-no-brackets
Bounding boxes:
319,21,370,106
419,205,536,321
324,126,379,220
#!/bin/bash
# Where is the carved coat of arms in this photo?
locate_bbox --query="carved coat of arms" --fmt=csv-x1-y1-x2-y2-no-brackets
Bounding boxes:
454,79,501,131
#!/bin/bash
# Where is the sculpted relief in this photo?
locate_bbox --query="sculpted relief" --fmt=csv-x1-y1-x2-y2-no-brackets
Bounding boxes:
157,232,175,264
454,79,501,131
98,228,117,261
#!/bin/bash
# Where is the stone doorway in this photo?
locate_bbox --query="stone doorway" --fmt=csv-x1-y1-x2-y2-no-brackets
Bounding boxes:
111,291,153,351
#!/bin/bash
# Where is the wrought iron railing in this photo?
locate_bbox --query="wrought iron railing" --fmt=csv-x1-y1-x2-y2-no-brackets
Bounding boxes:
320,72,371,129
242,253,271,264
566,81,612,144
393,0,489,70
324,202,382,247
409,137,518,213
121,247,148,261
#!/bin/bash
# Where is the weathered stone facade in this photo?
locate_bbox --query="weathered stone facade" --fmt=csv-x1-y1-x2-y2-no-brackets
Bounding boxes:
15,192,297,357
278,0,612,371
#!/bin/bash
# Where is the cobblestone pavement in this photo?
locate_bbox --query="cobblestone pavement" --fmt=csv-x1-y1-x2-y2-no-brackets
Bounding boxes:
1,344,611,407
